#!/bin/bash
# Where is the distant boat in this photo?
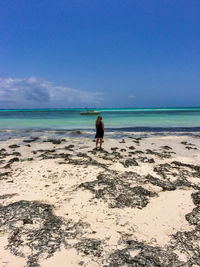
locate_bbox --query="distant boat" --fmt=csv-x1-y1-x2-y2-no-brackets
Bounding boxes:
80,109,101,115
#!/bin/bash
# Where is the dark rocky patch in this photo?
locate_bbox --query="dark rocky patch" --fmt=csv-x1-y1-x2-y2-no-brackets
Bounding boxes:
121,159,139,168
64,145,74,151
0,172,11,178
23,137,39,143
133,140,140,144
70,130,82,135
0,148,10,157
0,193,17,199
3,163,11,169
20,157,34,162
128,152,136,156
9,144,20,149
134,150,144,154
185,146,197,150
108,239,186,267
185,206,200,225
74,238,102,257
78,173,156,209
173,178,200,191
161,146,172,150
12,151,21,156
76,152,88,157
40,152,70,160
111,147,119,151
169,190,200,266
8,157,19,164
171,161,200,177
153,162,200,190
146,174,176,191
191,191,200,206
33,149,56,154
68,156,108,170
137,157,155,163
111,151,123,159
181,141,195,146
146,149,172,159
153,163,173,179
43,139,63,144
0,200,81,267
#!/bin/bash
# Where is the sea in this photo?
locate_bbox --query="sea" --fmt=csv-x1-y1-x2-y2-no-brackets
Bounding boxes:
0,107,200,140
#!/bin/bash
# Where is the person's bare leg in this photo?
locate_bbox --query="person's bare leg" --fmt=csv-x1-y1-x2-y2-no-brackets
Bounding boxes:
96,138,99,149
100,138,103,150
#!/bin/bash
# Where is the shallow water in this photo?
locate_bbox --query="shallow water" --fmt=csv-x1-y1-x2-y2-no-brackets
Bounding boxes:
0,107,200,131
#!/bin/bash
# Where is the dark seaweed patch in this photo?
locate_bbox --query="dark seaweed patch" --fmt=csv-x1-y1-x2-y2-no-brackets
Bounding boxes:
78,173,156,209
74,238,102,257
121,159,139,167
0,200,80,267
108,239,186,267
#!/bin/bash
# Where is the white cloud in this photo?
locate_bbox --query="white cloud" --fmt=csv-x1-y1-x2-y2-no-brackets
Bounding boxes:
0,77,104,108
129,95,136,99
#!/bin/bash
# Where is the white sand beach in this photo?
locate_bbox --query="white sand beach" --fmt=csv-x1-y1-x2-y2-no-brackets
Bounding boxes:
0,132,200,266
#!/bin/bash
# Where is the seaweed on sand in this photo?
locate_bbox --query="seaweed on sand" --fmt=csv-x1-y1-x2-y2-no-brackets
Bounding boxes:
0,200,80,267
108,239,187,267
74,238,102,257
78,173,156,209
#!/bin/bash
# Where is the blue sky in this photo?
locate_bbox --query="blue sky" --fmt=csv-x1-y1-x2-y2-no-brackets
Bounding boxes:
0,0,199,108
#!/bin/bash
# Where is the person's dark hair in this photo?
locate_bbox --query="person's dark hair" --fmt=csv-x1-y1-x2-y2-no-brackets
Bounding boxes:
96,116,102,124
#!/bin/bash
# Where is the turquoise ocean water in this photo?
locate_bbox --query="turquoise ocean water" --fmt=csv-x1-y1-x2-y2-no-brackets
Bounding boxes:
0,108,200,131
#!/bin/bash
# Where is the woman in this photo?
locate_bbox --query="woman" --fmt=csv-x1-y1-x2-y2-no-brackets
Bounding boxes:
95,116,104,150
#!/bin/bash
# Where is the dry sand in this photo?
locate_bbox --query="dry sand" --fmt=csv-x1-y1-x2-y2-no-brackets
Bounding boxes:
0,132,200,266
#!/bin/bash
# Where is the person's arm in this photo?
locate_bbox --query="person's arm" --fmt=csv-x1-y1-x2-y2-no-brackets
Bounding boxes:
102,122,104,132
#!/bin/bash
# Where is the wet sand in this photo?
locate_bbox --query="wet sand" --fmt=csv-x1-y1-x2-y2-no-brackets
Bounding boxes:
0,132,200,266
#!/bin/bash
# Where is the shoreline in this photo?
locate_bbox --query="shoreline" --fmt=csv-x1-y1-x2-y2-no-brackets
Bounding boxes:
0,133,200,266
0,127,200,142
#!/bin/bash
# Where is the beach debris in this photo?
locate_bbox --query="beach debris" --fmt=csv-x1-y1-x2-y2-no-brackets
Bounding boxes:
111,147,119,151
70,130,82,135
0,172,11,178
43,138,63,144
139,157,155,163
169,190,200,266
12,151,21,156
146,149,173,159
8,144,20,148
146,174,176,191
78,173,156,209
0,200,81,267
8,157,19,164
0,193,17,199
20,157,33,162
108,239,186,267
121,158,139,167
74,238,102,257
160,145,172,150
64,144,74,150
185,146,197,150
23,137,39,143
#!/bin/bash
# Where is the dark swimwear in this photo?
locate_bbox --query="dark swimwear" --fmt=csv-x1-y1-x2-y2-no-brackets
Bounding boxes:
95,122,104,138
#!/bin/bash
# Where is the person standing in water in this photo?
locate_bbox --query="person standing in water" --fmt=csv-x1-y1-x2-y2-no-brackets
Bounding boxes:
95,116,104,150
